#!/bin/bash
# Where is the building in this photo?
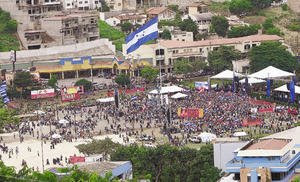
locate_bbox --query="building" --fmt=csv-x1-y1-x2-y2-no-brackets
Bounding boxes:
105,0,124,11
105,13,147,26
123,34,284,73
214,141,248,172
225,127,300,182
287,0,300,14
0,39,131,79
40,12,99,46
146,7,176,21
187,2,209,15
49,161,132,180
183,12,213,33
63,0,101,10
171,29,194,42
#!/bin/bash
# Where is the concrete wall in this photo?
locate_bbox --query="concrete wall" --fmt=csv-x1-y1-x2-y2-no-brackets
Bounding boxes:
287,0,300,14
213,142,247,171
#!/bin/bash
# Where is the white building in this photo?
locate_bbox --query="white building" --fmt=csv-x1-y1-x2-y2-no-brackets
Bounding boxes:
183,12,213,33
63,0,101,10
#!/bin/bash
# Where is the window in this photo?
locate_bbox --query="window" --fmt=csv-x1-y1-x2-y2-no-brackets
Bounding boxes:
172,50,179,54
252,44,257,47
95,1,98,4
118,3,121,6
213,47,219,51
169,58,172,65
199,48,203,52
244,44,251,50
292,150,295,154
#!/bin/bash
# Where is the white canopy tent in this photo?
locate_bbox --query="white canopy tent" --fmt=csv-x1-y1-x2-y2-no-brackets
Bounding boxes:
233,131,248,137
58,119,69,124
249,66,295,79
211,70,244,79
97,97,115,103
51,134,62,139
33,110,45,115
171,93,188,99
149,85,184,94
274,84,300,94
239,77,265,84
198,132,217,143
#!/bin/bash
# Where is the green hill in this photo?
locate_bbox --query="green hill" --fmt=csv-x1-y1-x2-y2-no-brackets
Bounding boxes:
0,8,19,52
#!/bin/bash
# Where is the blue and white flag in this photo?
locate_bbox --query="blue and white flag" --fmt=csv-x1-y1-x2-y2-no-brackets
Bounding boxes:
0,81,10,104
126,17,158,54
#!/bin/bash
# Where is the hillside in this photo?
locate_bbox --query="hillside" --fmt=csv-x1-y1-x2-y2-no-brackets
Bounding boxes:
0,8,19,52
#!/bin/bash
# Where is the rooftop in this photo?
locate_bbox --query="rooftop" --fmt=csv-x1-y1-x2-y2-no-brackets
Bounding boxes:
116,13,146,21
146,7,172,15
192,12,213,21
188,2,209,7
242,138,290,150
0,39,115,64
159,34,283,49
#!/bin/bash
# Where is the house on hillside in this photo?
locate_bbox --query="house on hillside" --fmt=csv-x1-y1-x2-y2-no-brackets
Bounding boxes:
187,2,209,15
146,7,176,21
182,12,213,33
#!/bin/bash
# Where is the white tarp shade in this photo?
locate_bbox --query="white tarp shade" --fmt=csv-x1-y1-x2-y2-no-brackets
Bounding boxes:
198,132,217,143
249,66,295,79
211,70,244,79
51,134,61,139
149,85,184,94
97,97,115,103
58,119,69,124
233,131,247,137
239,77,266,84
33,110,45,115
274,84,300,94
211,84,217,88
171,93,188,99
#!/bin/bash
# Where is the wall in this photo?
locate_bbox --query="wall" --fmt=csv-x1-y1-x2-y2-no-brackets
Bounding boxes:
287,0,300,14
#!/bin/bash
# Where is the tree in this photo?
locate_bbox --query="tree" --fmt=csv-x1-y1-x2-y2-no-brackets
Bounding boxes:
140,66,159,83
250,0,272,10
120,22,133,33
111,144,221,182
13,71,34,98
249,41,297,72
160,29,171,40
115,74,130,87
99,0,110,12
262,18,283,36
47,75,58,90
228,24,260,38
179,17,198,37
4,20,17,33
229,0,253,16
75,79,92,91
211,16,229,37
76,138,121,156
208,46,241,73
0,106,19,132
173,59,193,74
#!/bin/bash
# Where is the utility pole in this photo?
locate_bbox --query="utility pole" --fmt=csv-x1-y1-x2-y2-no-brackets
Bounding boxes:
10,50,16,72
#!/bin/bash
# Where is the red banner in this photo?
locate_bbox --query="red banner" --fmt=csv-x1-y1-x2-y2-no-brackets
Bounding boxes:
31,89,56,99
242,118,262,127
250,99,274,106
178,108,204,118
258,107,274,113
61,93,80,102
288,108,298,115
61,86,83,102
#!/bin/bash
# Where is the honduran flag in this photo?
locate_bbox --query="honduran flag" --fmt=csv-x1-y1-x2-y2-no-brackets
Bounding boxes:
126,17,158,54
0,81,10,104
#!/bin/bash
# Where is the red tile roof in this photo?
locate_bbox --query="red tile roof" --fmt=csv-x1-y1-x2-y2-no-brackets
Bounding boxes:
147,7,171,15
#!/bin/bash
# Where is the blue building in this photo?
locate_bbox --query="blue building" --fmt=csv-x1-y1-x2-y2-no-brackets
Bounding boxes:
226,127,300,182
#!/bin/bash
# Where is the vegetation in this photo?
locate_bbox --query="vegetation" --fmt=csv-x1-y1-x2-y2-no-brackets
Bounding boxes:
140,66,159,83
74,79,92,91
228,24,260,38
0,161,117,182
229,0,253,16
115,74,131,87
0,102,19,132
281,4,289,11
13,71,34,98
160,29,171,40
249,41,297,72
262,18,282,36
211,16,229,37
47,75,58,90
98,20,125,51
120,22,134,33
173,58,207,74
287,20,300,32
209,2,230,16
208,46,241,73
99,0,110,12
179,17,199,37
111,144,221,182
0,8,19,52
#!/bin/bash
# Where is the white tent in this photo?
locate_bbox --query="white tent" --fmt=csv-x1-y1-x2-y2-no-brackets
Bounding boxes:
33,110,45,115
274,84,300,94
58,119,69,124
149,85,184,94
97,97,115,103
233,131,247,137
171,93,188,99
198,132,217,143
239,77,265,84
211,70,244,79
249,66,295,79
51,133,61,139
